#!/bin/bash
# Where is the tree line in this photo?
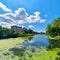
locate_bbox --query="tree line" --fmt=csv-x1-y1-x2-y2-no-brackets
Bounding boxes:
46,17,60,37
0,27,35,39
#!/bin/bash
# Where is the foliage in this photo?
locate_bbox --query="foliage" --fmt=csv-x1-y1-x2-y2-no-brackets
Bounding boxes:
0,47,59,60
46,17,60,60
46,17,60,49
0,27,34,39
0,27,18,39
46,17,60,37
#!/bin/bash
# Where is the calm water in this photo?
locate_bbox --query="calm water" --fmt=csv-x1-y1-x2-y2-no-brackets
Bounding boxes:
22,34,49,48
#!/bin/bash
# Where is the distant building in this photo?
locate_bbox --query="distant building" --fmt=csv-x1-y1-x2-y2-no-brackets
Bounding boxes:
40,32,45,34
11,26,27,33
11,26,39,34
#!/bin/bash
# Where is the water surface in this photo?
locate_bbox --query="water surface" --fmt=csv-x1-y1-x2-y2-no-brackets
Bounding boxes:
22,34,49,48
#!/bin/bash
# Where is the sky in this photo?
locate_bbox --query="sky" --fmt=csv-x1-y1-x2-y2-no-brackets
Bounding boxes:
0,0,60,32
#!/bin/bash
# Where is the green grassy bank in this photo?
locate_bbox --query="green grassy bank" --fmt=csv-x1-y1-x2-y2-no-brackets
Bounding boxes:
0,37,60,60
48,36,60,40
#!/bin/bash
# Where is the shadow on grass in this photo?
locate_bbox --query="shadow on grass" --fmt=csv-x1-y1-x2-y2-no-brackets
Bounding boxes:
9,47,26,57
56,57,60,60
48,40,60,49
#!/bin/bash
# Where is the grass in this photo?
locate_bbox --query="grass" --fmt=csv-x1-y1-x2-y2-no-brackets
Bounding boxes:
0,37,33,60
0,36,60,60
48,48,60,60
48,36,60,40
0,37,27,60
47,35,60,60
0,37,27,50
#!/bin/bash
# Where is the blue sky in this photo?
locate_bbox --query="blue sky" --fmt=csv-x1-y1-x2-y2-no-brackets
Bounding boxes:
0,0,60,32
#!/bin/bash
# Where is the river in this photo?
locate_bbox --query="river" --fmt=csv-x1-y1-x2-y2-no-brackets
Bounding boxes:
21,34,50,48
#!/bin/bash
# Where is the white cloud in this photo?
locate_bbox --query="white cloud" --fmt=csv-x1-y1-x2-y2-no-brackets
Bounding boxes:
0,2,46,28
0,21,16,28
17,20,25,24
0,2,11,12
40,19,46,23
14,8,28,20
28,25,34,28
34,11,40,16
21,25,25,28
26,11,41,23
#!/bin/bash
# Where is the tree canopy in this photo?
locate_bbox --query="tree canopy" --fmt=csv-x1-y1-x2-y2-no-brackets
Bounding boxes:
46,17,60,37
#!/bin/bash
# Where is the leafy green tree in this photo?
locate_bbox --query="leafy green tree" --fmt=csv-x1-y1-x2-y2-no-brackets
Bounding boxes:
46,17,60,37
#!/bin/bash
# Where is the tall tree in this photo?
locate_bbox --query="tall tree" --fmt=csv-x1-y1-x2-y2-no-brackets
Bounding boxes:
46,17,60,37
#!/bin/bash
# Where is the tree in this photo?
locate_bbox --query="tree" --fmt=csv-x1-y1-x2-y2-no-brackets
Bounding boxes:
28,29,33,34
0,27,19,39
46,17,60,37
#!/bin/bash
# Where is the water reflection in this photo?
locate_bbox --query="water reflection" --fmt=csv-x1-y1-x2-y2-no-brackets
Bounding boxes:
22,34,49,48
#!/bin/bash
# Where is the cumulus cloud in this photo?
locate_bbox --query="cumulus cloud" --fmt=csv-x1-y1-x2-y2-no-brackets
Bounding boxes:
0,2,46,28
26,11,41,23
0,2,11,12
0,21,16,28
14,8,28,20
28,25,34,28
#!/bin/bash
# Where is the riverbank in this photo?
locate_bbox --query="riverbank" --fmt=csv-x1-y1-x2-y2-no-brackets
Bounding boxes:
47,35,60,60
47,35,60,48
0,37,27,50
0,34,60,60
48,36,60,40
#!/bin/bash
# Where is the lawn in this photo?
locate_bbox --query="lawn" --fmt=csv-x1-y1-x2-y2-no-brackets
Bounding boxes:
0,37,28,60
0,37,27,50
